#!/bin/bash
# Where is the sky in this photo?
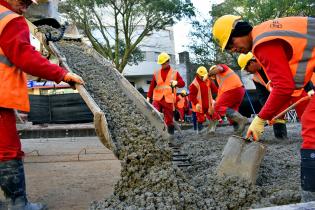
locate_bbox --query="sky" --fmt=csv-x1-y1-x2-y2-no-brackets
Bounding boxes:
173,0,222,54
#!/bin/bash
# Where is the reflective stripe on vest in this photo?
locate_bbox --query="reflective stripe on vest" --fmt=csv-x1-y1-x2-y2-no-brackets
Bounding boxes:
216,67,243,97
253,17,315,89
0,6,29,112
191,78,212,113
0,10,13,20
152,68,177,103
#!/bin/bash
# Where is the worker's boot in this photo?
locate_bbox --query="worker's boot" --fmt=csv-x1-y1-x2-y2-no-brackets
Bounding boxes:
273,122,288,139
0,159,47,210
207,120,218,135
226,108,248,135
197,122,207,135
167,125,178,147
301,149,315,202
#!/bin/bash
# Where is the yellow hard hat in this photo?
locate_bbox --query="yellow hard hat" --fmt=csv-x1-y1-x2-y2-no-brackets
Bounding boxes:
181,90,187,95
212,15,242,52
196,66,208,77
157,52,170,65
238,52,254,70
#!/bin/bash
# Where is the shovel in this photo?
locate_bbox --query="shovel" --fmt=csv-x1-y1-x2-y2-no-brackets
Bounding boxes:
216,135,266,184
269,95,311,125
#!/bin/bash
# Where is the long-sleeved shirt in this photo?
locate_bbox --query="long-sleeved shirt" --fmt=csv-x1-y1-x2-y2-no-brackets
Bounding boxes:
147,66,185,98
189,77,217,110
254,39,296,120
0,0,67,82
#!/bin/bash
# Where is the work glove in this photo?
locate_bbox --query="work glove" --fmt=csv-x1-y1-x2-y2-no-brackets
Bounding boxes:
146,97,150,103
170,80,178,88
63,72,84,86
308,89,314,96
274,119,286,124
246,116,266,141
196,103,201,112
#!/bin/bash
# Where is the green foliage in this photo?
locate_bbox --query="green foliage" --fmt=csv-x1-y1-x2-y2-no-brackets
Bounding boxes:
60,0,195,72
189,0,315,68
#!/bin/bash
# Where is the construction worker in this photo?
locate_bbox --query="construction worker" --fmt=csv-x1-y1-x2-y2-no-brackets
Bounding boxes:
189,66,220,134
147,52,185,138
213,15,315,201
176,90,188,122
0,0,84,209
238,52,288,139
208,64,248,135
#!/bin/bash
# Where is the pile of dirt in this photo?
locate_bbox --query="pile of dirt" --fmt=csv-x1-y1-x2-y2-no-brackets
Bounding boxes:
54,40,302,209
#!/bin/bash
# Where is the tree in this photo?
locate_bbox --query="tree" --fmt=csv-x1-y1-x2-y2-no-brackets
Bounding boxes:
60,0,195,72
189,0,315,67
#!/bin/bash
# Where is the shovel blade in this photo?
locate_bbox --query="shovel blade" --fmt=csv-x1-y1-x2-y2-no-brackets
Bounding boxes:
216,135,266,183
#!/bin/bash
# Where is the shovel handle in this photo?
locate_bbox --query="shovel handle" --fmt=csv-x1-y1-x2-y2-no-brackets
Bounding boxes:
269,95,311,125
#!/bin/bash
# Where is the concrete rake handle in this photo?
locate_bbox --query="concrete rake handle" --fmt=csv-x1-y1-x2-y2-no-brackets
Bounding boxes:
269,95,311,125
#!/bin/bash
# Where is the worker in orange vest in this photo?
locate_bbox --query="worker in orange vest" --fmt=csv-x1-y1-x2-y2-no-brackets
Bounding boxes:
176,90,188,123
0,0,84,209
189,66,220,134
147,52,185,139
238,52,288,139
208,64,248,135
213,15,315,201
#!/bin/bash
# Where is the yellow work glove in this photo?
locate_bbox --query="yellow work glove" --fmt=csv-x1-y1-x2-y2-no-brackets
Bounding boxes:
63,72,84,85
146,97,150,103
170,80,178,87
246,116,266,141
196,103,201,112
274,119,286,124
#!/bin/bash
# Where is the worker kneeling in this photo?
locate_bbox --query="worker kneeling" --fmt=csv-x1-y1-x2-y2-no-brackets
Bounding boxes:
209,64,248,135
238,52,287,139
189,66,220,135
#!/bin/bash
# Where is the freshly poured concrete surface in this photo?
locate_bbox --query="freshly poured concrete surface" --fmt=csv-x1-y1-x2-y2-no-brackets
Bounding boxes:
0,137,121,210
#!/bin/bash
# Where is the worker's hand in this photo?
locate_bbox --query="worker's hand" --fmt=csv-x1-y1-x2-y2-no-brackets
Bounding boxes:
308,89,314,96
63,72,84,87
196,103,201,112
170,80,178,88
246,116,266,141
146,97,150,103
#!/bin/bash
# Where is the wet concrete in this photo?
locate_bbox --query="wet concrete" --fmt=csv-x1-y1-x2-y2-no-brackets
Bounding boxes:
54,40,303,209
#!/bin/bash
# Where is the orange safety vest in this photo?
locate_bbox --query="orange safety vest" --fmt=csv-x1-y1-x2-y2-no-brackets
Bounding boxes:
311,73,315,85
252,17,315,96
215,67,243,98
176,95,185,109
252,72,272,92
0,5,29,112
153,68,178,103
191,78,212,113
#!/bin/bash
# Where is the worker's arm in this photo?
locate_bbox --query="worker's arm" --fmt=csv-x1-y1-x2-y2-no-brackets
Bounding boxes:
176,72,185,88
0,17,67,83
147,74,156,99
255,39,295,120
188,84,198,105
